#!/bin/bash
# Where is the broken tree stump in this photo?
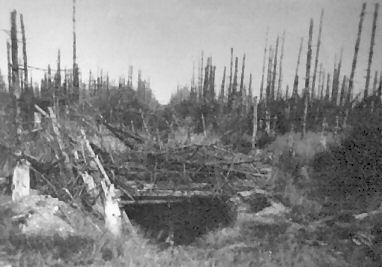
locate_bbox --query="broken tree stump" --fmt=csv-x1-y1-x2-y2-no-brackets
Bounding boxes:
12,159,30,202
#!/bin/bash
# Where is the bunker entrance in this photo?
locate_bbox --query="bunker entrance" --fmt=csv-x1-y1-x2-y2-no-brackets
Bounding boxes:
123,196,235,245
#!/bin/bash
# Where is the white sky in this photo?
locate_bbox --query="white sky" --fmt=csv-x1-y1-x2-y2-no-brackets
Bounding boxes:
0,0,381,104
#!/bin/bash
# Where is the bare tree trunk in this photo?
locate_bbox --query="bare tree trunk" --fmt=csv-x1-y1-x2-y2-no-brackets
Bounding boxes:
10,11,20,98
302,18,314,138
7,41,11,92
20,14,28,91
378,71,382,100
277,31,286,100
317,63,323,99
219,66,226,104
72,0,79,102
248,73,253,100
348,3,366,104
252,97,258,149
228,48,233,105
364,3,379,98
311,9,324,99
232,57,239,101
271,36,279,101
305,18,314,100
320,69,325,100
339,76,347,106
373,70,378,95
325,73,331,101
266,46,274,103
239,54,246,101
292,38,303,98
260,28,269,102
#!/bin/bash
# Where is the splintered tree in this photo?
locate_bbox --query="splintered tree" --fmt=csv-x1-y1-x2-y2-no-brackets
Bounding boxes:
305,18,314,99
72,0,79,102
232,57,239,102
219,66,226,104
271,36,279,101
302,18,314,139
364,3,379,98
325,73,331,101
292,38,303,98
348,3,366,104
199,51,204,102
239,54,246,101
228,48,233,106
20,14,28,91
266,46,274,103
277,31,285,100
7,41,11,92
10,11,20,98
260,28,269,102
333,50,343,104
311,9,324,99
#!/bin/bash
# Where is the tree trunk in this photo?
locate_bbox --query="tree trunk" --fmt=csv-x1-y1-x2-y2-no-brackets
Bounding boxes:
311,9,324,99
260,28,269,102
252,97,258,149
348,3,366,104
364,3,379,98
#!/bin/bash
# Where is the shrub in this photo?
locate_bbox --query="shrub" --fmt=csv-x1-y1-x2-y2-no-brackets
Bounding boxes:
312,108,382,211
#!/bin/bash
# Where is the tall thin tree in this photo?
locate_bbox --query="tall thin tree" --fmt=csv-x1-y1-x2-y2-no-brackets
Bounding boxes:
277,31,286,100
348,3,366,104
364,3,379,98
311,9,324,99
20,14,28,91
260,28,269,101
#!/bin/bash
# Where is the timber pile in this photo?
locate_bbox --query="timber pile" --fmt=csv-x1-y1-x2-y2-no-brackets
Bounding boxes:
1,102,271,212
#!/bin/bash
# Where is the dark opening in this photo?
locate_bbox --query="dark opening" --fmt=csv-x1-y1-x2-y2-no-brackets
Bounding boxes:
123,196,235,245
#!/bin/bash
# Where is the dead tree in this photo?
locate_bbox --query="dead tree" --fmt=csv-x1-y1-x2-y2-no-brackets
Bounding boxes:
7,41,11,92
277,31,286,100
333,50,343,104
285,85,289,99
210,65,216,100
190,63,197,101
373,70,378,95
348,3,366,104
266,46,274,103
292,38,303,98
219,66,226,104
232,57,239,100
317,63,323,99
199,51,204,101
239,54,246,101
20,14,28,91
202,58,210,101
311,9,324,99
364,3,379,98
377,71,382,98
302,18,314,138
325,73,331,101
72,0,79,102
305,18,314,100
248,73,253,100
331,55,338,101
10,11,19,97
56,50,61,88
339,76,347,106
271,36,279,101
10,10,22,144
319,68,325,100
228,48,233,104
252,96,258,149
260,28,269,102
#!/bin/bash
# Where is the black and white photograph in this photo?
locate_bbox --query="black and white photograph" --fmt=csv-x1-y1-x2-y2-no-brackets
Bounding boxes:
0,0,381,266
